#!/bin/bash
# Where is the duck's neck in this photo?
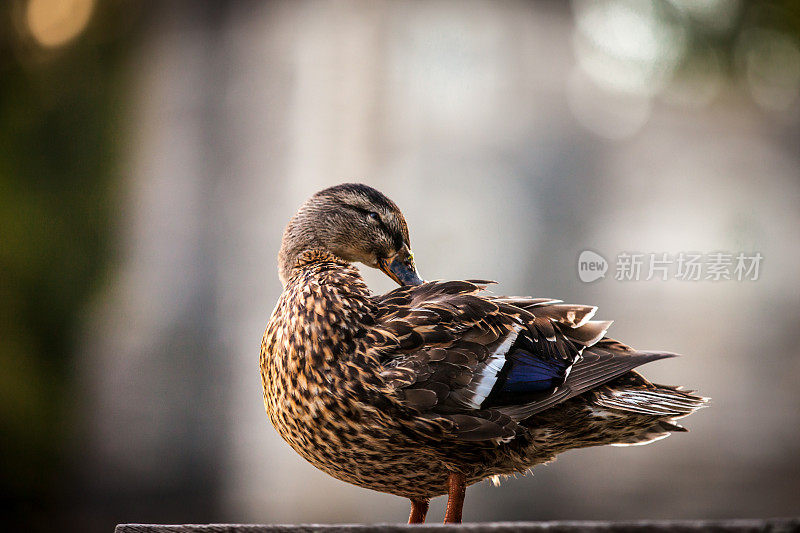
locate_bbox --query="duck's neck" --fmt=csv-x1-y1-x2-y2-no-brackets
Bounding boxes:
278,228,322,287
263,250,382,426
282,250,375,358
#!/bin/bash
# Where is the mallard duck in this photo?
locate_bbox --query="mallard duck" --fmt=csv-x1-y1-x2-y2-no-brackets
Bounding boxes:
260,183,706,524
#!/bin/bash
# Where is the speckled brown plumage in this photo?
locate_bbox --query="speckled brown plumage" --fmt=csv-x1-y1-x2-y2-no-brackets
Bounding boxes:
260,184,707,523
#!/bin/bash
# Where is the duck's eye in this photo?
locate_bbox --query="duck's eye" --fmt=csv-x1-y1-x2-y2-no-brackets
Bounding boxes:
367,211,380,222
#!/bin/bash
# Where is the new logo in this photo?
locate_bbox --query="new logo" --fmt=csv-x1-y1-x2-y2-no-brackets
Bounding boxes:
578,250,608,283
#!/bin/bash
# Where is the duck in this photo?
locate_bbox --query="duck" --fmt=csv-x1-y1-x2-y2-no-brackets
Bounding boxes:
260,183,706,524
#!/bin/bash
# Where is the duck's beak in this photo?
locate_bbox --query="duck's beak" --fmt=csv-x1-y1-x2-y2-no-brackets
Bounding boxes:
378,246,424,286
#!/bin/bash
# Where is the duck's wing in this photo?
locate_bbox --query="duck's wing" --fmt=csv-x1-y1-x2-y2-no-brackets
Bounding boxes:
368,280,676,441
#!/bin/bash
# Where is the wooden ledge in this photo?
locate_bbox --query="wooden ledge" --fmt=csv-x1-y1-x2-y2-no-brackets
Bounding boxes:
116,518,799,533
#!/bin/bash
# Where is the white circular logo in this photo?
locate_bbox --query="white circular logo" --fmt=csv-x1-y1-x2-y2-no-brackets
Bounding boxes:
578,250,608,283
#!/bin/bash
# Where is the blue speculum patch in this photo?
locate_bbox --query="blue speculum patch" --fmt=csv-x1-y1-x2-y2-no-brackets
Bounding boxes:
501,350,568,393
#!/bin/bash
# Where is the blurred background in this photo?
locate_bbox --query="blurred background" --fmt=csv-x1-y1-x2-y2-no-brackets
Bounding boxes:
2,0,799,531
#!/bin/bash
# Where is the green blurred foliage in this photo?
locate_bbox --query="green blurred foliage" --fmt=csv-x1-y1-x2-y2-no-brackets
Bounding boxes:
0,0,143,527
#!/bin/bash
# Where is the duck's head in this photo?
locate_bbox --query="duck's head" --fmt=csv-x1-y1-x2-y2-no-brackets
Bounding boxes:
278,183,423,287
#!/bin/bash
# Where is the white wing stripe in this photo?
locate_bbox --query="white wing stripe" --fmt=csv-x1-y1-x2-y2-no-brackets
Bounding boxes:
469,324,523,408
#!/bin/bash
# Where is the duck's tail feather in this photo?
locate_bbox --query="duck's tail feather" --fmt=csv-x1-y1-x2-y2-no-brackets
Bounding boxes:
594,383,709,418
608,419,686,447
590,381,708,446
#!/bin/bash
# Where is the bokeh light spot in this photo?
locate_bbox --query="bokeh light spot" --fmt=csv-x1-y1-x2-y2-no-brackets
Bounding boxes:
26,0,95,48
572,0,687,96
736,28,800,113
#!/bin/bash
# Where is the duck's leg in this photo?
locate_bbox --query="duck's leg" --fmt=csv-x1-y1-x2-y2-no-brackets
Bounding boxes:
408,498,429,524
443,471,466,524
